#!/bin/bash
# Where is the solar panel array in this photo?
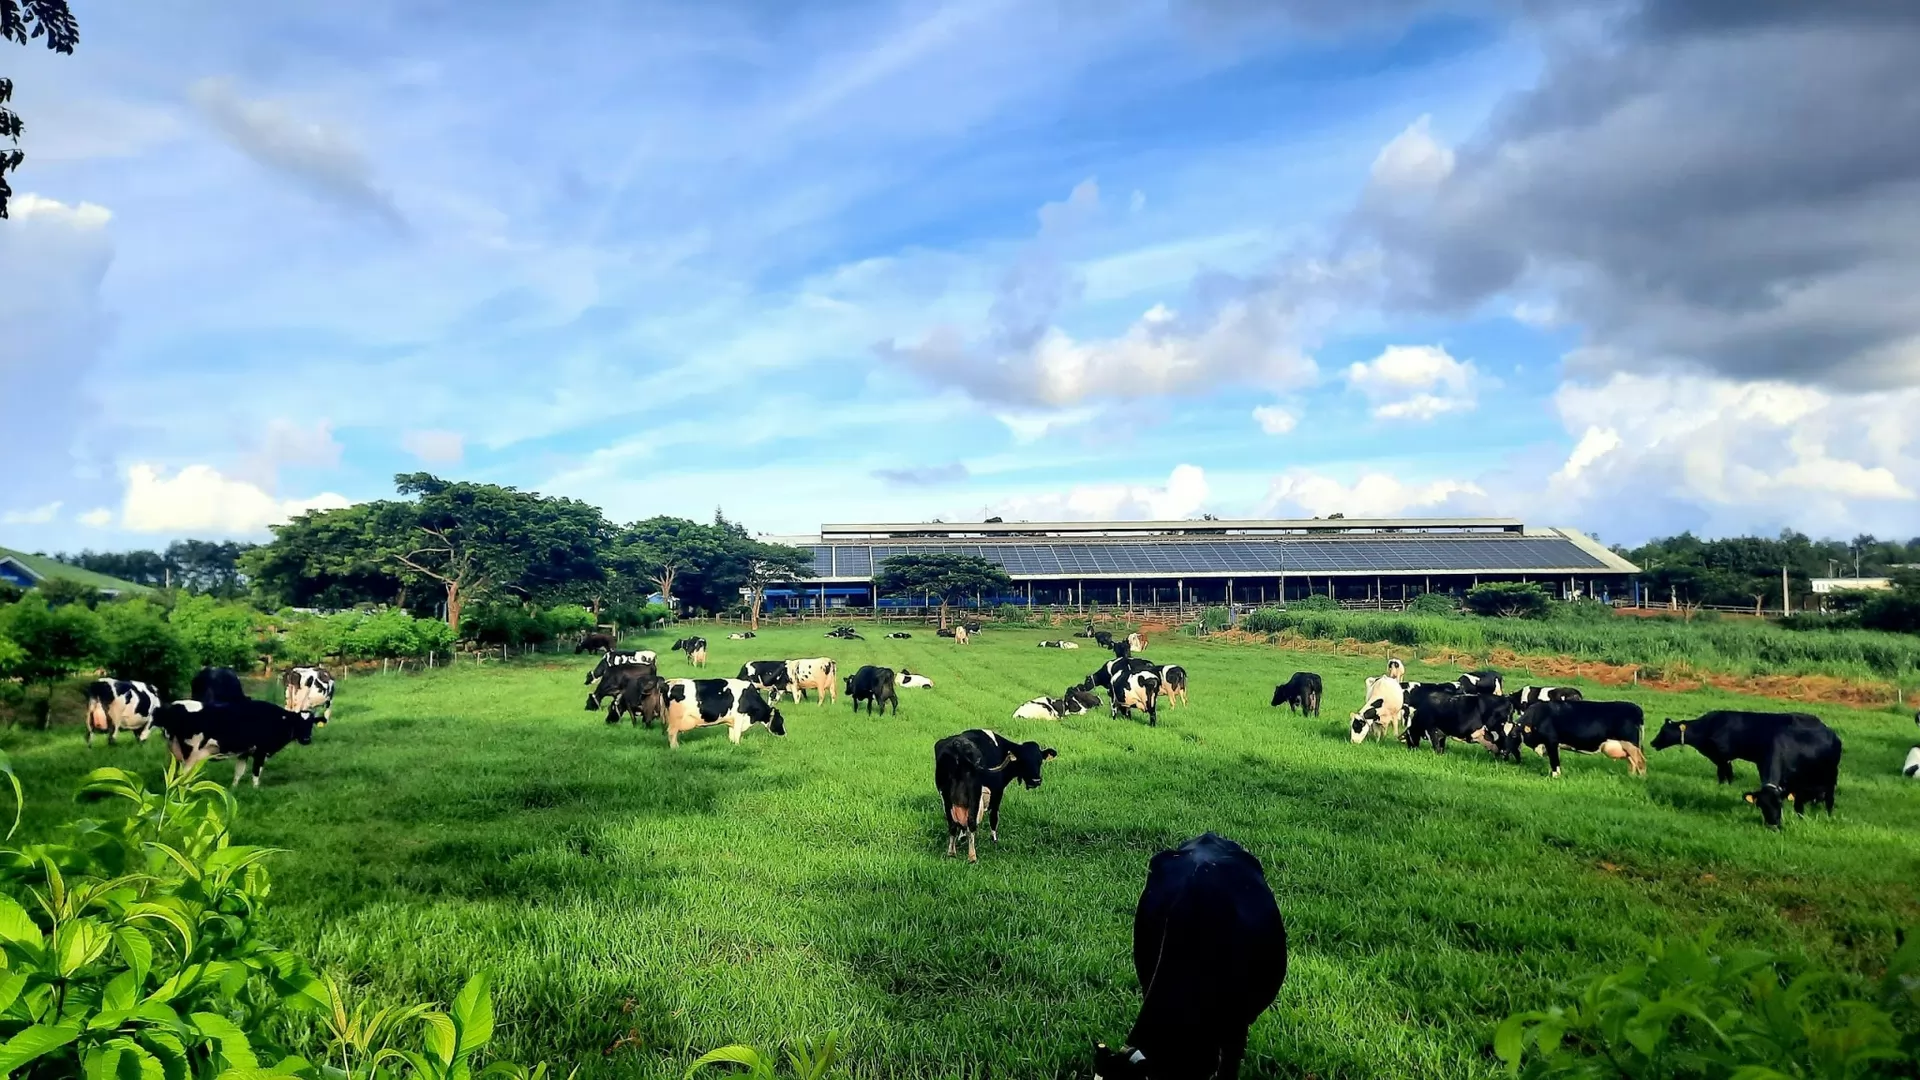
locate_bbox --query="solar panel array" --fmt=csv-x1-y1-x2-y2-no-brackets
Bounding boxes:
807,537,1611,578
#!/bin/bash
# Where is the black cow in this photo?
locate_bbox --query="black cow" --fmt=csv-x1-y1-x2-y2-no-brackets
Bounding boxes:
574,632,616,654
846,665,899,716
1401,683,1508,755
1650,710,1823,785
1109,638,1133,659
152,698,318,787
1095,833,1287,1080
884,632,913,639
932,729,1056,862
1267,672,1322,717
737,660,793,700
190,666,247,705
1501,700,1646,778
1650,710,1841,824
1457,669,1503,696
82,679,162,748
600,670,666,728
1092,630,1117,649
587,664,661,722
936,627,957,638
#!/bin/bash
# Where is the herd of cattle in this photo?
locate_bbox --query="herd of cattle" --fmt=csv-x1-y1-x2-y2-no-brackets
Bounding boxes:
80,666,336,786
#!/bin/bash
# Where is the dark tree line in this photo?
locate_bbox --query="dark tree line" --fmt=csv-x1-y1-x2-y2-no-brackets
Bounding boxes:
1618,531,1920,611
57,540,256,597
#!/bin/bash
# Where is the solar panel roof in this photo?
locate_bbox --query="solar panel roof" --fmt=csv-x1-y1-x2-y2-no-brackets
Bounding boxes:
806,536,1613,578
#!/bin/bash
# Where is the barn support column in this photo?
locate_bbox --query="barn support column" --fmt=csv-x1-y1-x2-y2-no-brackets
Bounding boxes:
1128,580,1134,608
1228,577,1235,607
1178,577,1185,616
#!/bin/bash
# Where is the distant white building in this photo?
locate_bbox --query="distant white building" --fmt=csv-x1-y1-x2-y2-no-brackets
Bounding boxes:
1810,578,1893,594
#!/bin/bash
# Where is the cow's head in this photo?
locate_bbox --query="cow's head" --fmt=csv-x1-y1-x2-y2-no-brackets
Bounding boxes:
1066,687,1102,713
1269,684,1291,707
1744,783,1786,828
1093,1043,1147,1080
1008,741,1057,789
1349,712,1375,743
765,706,787,737
1649,718,1688,751
292,710,320,745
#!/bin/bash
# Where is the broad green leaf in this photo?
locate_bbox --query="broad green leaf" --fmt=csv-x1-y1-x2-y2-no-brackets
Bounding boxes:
55,917,114,976
115,926,154,987
420,1011,457,1067
123,903,194,958
0,1021,84,1073
191,1012,259,1071
139,1030,189,1080
0,750,22,839
684,1045,774,1080
1492,1015,1528,1069
104,968,141,1013
215,1054,316,1079
0,970,29,1015
0,892,43,948
451,972,494,1056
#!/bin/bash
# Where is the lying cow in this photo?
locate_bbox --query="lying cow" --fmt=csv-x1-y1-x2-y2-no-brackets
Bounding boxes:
1036,640,1080,649
1903,745,1919,780
1508,685,1584,710
727,631,757,640
785,657,837,704
846,665,899,716
737,660,792,701
1156,664,1188,707
283,666,335,725
152,698,318,787
932,729,1056,862
661,679,785,748
884,632,913,639
574,632,616,654
825,626,863,640
1741,721,1842,828
1501,699,1646,777
191,666,247,705
1095,833,1287,1080
1268,672,1322,716
1349,675,1406,743
83,679,162,748
583,650,654,685
896,670,934,689
1402,684,1508,755
1013,687,1102,720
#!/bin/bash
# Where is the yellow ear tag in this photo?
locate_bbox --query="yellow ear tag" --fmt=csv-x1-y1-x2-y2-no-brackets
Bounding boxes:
1744,793,1756,803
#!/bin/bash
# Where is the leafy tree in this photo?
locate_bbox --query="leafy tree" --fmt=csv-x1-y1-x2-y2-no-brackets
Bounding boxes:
168,594,260,671
53,547,170,587
1405,591,1460,616
242,502,405,611
741,542,817,630
97,600,192,696
0,0,78,219
616,516,731,611
0,592,103,727
874,553,1011,629
1465,581,1551,619
34,575,98,608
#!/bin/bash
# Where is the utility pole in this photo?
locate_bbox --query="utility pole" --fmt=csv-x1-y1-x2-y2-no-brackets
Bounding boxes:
1781,565,1790,615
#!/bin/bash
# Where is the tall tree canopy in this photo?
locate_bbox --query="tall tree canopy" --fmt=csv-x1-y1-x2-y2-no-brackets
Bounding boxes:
59,541,257,596
1,0,79,219
874,553,1011,629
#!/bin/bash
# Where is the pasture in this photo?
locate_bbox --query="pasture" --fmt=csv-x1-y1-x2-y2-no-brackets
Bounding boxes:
3,625,1918,1079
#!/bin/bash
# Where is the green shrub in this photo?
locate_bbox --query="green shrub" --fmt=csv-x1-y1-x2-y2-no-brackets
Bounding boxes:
1200,606,1230,632
541,604,597,639
1240,607,1288,633
1495,926,1918,1078
1406,592,1460,616
1288,594,1340,612
34,576,101,608
1466,582,1552,619
168,594,261,670
1546,599,1615,623
0,595,105,726
1860,592,1920,635
688,1033,843,1080
96,600,193,697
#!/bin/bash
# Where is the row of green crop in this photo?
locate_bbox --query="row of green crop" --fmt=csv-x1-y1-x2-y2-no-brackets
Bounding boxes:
1232,606,1920,681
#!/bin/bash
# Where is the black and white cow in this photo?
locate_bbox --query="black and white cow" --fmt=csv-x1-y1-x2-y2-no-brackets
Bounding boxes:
1349,676,1407,744
152,698,318,787
1649,710,1824,785
1094,833,1287,1080
846,665,899,716
1508,685,1584,711
82,679,162,748
1109,638,1134,659
670,638,708,666
896,670,934,689
737,660,793,701
598,668,666,728
1082,658,1164,726
884,632,913,639
1500,700,1646,778
785,657,838,704
584,650,654,685
825,626,863,640
661,679,784,748
1902,745,1919,780
190,666,247,705
1036,640,1081,649
283,667,335,725
932,729,1056,862
1013,687,1102,720
1402,684,1508,755
1457,669,1504,696
1156,665,1188,707
727,631,757,640
1268,672,1323,717
1386,657,1406,680
574,632,616,654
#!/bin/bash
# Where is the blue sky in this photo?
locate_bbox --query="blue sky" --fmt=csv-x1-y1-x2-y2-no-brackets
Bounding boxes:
4,0,1918,550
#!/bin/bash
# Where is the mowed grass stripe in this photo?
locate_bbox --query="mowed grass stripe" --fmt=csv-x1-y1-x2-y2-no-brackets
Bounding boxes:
3,625,1917,1078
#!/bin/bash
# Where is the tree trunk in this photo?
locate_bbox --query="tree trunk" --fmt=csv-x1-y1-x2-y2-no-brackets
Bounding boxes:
749,588,762,631
445,580,464,630
938,599,949,630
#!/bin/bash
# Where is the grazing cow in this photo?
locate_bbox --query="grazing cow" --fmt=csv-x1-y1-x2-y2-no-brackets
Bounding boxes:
671,638,708,665
283,667,335,725
963,621,984,633
1457,669,1504,696
1092,630,1117,649
953,625,971,644
884,632,913,639
1082,658,1164,726
846,665,899,716
1738,721,1842,827
1508,685,1584,711
784,657,838,705
1902,745,1919,780
1036,640,1081,649
1156,665,1188,707
586,661,659,714
896,670,935,689
82,679,162,748
598,669,666,728
1013,687,1102,720
736,660,793,701
584,650,653,685
1500,700,1646,777
1268,672,1323,717
1094,833,1287,1080
191,666,247,705
574,632,616,654
1402,684,1509,755
152,698,318,788
1386,657,1405,680
932,729,1056,862
660,679,786,748
1109,638,1133,659
727,631,757,640
1649,710,1829,786
1349,676,1407,743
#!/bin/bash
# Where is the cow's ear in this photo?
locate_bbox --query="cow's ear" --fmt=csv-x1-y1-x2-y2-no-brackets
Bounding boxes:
1043,747,1058,759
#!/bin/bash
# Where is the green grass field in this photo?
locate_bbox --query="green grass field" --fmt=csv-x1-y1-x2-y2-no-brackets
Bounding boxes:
4,625,1918,1078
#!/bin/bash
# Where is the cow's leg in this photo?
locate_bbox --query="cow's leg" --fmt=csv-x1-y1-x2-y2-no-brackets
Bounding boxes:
1146,694,1158,727
1218,1029,1250,1080
947,798,965,857
1429,729,1446,754
85,723,94,749
1547,740,1563,778
136,724,151,743
107,723,118,747
729,720,743,744
251,754,267,788
1715,760,1734,784
985,786,1002,842
232,757,248,788
1625,744,1647,776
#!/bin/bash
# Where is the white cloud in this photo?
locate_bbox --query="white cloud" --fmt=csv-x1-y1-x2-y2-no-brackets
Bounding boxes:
1,501,62,525
1345,344,1478,420
993,406,1102,444
1252,404,1297,435
78,508,114,528
1368,115,1454,193
989,464,1210,521
1553,426,1621,484
402,429,466,465
1259,470,1487,519
9,194,113,230
119,464,353,535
